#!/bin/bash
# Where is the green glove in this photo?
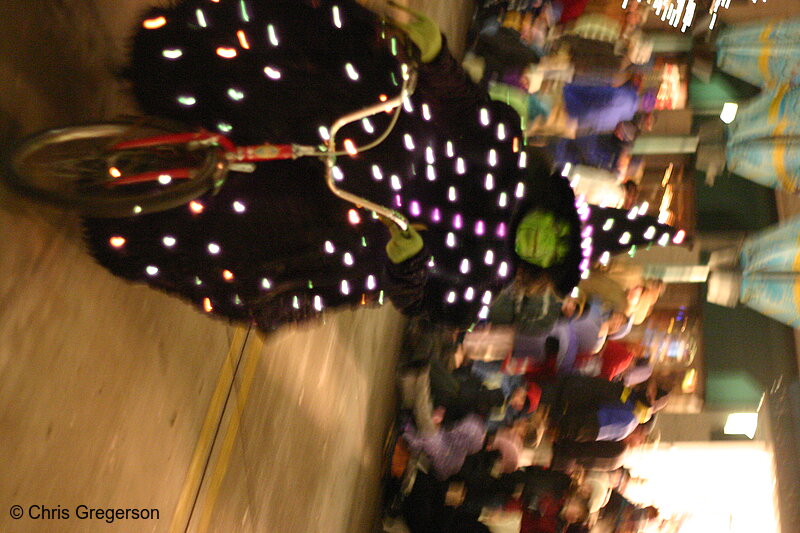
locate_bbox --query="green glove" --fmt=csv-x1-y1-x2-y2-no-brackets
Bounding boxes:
385,222,424,264
387,0,442,63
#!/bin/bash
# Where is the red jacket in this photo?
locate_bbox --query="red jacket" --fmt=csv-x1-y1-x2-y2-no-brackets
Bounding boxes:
520,495,565,533
574,340,636,381
599,340,635,380
558,0,591,24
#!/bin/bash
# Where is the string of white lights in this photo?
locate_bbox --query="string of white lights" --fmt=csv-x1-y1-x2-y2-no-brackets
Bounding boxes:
624,0,768,31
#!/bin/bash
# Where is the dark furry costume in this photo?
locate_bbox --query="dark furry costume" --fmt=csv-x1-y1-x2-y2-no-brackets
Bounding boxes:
83,0,581,331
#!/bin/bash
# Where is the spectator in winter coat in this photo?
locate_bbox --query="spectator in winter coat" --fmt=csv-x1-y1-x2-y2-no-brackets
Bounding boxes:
402,471,492,533
549,122,638,172
572,340,641,381
562,82,656,135
403,413,487,481
508,466,590,532
550,411,657,473
548,373,677,442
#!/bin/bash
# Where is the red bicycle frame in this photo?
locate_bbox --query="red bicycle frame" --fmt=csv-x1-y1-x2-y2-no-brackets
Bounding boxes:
108,131,297,187
104,66,417,231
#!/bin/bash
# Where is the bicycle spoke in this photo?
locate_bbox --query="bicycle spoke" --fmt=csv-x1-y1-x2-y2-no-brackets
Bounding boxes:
6,122,222,216
25,158,106,176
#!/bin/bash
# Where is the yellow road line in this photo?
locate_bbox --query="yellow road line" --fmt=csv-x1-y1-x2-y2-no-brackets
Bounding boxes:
169,326,249,533
196,330,265,532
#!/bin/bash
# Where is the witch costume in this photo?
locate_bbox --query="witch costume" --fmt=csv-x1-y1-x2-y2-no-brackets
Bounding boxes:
83,0,581,332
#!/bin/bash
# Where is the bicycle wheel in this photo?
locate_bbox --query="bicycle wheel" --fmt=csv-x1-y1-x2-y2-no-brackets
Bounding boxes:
4,120,226,217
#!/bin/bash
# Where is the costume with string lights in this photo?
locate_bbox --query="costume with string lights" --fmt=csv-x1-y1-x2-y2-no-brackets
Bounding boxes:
83,0,582,331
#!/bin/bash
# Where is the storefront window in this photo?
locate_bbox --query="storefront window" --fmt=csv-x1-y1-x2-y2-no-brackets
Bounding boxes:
655,62,688,110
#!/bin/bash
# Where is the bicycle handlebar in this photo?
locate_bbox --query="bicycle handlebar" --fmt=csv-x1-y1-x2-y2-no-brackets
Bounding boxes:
323,65,417,232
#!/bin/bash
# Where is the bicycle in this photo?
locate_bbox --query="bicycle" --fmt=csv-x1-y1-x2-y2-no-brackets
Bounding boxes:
3,25,417,231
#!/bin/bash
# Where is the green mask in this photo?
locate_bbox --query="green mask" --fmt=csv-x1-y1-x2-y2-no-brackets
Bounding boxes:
514,209,571,268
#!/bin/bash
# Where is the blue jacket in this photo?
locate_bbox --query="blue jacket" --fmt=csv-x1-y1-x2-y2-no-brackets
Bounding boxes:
563,82,639,134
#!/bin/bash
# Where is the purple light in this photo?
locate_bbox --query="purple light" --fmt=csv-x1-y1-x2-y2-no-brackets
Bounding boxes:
582,226,593,238
410,200,421,217
453,213,463,230
394,195,402,208
496,223,507,238
475,220,485,236
432,208,441,222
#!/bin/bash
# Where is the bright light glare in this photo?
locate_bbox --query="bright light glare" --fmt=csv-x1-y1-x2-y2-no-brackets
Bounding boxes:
237,30,250,49
217,46,237,59
143,16,167,29
623,438,779,533
725,412,758,439
343,139,358,156
720,102,739,124
267,25,279,46
264,66,281,80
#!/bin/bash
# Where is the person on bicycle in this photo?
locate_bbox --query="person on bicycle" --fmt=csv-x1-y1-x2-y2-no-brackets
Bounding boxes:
82,0,582,332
